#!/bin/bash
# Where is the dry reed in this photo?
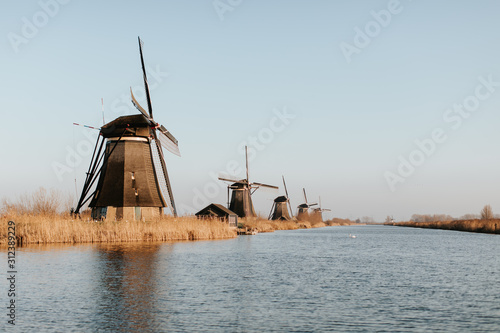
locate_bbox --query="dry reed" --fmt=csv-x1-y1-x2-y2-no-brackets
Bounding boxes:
325,218,357,226
241,218,331,233
242,219,300,233
0,213,236,245
389,219,500,234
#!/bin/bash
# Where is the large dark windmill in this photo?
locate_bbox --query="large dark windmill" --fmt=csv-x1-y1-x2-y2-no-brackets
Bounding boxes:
219,146,278,218
74,37,180,221
268,176,293,221
296,188,318,221
310,196,331,223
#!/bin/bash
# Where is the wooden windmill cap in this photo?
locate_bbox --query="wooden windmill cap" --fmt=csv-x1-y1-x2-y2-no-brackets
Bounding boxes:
274,195,288,203
100,114,152,138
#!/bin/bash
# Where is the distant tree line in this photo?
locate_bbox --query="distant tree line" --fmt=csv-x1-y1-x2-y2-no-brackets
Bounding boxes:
410,214,455,222
409,205,497,222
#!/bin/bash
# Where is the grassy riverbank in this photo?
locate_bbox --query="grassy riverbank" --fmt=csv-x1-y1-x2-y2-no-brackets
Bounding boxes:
0,213,237,245
387,219,500,234
241,217,357,233
0,186,359,244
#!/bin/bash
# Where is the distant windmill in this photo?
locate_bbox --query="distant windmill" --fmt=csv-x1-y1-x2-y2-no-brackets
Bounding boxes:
310,196,331,223
269,176,293,220
219,146,278,218
74,37,180,221
296,188,318,221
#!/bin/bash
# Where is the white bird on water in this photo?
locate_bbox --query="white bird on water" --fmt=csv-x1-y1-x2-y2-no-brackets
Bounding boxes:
349,234,356,238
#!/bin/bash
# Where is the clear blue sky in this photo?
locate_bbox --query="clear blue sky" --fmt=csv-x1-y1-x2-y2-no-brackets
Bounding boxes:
1,0,500,221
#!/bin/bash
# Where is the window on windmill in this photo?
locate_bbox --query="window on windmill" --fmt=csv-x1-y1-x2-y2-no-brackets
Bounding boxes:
135,189,139,196
131,172,135,180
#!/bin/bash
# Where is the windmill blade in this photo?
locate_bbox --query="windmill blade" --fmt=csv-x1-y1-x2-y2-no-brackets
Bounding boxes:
101,98,105,125
303,188,308,205
158,125,178,145
152,131,177,216
308,202,318,207
157,125,180,157
283,175,293,218
138,36,154,119
282,176,289,199
322,209,331,212
219,176,243,183
252,182,279,190
245,145,249,183
130,87,151,120
73,123,100,130
157,132,181,157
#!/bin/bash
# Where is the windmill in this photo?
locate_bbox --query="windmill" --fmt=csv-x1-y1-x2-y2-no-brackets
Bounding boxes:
74,37,180,221
296,188,318,221
269,176,293,220
310,196,331,223
219,146,278,218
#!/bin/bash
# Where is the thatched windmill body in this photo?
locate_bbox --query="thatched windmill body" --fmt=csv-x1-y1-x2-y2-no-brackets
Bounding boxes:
296,188,317,221
219,147,278,218
269,176,293,220
74,37,180,221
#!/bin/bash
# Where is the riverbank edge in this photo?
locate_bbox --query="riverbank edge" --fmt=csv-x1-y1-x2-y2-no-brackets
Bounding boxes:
386,219,500,234
1,214,361,245
1,215,237,245
240,219,360,234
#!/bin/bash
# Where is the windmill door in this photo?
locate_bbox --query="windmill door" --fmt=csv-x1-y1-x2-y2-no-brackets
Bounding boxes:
135,207,141,221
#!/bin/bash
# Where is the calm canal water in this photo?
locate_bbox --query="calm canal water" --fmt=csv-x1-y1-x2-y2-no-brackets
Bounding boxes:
2,225,500,332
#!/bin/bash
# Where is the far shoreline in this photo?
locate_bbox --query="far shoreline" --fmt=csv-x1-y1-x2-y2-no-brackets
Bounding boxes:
386,219,500,235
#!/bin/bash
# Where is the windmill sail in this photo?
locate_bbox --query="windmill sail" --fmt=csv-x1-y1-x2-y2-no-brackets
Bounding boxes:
131,84,181,157
130,87,151,119
219,145,277,218
136,36,178,217
157,125,181,156
138,37,153,118
151,139,175,212
252,182,278,189
283,175,293,218
218,176,244,183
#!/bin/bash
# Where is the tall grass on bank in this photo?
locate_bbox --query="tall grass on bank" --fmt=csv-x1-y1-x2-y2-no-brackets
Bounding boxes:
0,214,236,245
240,218,351,233
1,187,236,245
325,218,357,226
242,219,301,233
389,219,500,234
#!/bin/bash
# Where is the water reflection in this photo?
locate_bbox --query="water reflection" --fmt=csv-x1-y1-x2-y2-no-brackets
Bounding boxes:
4,227,500,332
90,242,171,332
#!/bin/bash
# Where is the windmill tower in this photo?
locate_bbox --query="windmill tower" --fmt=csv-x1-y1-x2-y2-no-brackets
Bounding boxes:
74,37,180,221
310,196,331,223
296,188,318,221
219,146,278,218
269,176,293,220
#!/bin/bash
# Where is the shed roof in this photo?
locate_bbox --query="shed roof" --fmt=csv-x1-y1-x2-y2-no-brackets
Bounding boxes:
195,203,237,217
